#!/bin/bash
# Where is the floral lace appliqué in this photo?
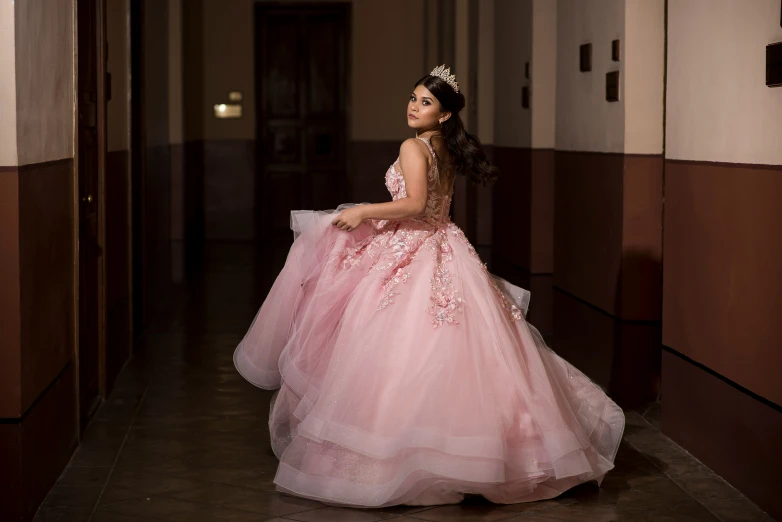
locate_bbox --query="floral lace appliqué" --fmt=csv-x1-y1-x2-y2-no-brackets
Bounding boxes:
450,225,522,322
337,136,481,325
375,228,427,310
378,266,411,310
425,233,464,328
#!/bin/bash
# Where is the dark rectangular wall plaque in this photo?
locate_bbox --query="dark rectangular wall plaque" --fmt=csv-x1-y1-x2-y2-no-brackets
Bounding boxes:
522,86,530,109
580,43,592,72
767,42,782,87
606,71,620,101
612,39,621,61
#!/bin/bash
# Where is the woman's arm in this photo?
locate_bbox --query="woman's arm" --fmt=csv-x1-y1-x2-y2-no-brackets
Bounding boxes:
332,139,430,230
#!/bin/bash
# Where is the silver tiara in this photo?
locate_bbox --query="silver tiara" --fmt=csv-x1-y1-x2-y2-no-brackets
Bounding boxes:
430,64,460,93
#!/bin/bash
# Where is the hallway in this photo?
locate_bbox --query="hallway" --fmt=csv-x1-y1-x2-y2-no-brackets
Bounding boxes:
33,245,772,522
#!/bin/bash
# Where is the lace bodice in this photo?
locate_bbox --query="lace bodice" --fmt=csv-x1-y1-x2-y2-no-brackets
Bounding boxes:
384,136,452,227
336,135,522,329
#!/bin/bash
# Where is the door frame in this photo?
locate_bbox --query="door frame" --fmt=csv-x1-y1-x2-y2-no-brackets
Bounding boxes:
75,0,109,428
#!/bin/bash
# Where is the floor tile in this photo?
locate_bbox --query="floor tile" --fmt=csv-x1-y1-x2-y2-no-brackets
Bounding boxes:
55,466,113,487
637,497,721,521
409,503,522,522
283,507,398,522
32,506,94,522
697,496,776,522
90,512,158,522
96,497,200,518
40,485,104,509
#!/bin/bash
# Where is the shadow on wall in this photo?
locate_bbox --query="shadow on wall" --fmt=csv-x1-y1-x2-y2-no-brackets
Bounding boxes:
611,248,662,407
552,248,662,410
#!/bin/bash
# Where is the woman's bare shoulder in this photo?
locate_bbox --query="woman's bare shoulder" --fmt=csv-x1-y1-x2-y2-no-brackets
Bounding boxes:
399,137,429,157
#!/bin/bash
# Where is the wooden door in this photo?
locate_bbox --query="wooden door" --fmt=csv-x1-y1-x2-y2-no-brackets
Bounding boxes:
255,4,350,239
77,0,106,427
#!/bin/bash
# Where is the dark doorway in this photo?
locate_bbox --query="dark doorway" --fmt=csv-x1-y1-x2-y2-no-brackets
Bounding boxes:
77,0,107,428
255,3,351,240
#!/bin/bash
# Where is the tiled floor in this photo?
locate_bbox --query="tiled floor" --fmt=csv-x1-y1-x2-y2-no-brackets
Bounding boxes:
34,245,774,522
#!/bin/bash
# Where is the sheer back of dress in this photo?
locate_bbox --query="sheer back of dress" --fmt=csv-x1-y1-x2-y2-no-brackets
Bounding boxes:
384,136,453,227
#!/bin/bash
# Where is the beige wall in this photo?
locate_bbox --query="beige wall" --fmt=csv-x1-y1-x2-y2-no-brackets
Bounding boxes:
493,0,557,149
192,0,424,143
666,0,782,164
168,0,184,146
0,1,17,166
353,0,425,141
624,0,664,154
200,0,255,141
531,0,557,149
455,0,469,130
423,0,439,78
477,0,495,144
15,0,75,165
144,0,169,148
494,0,532,148
107,0,130,153
556,0,625,153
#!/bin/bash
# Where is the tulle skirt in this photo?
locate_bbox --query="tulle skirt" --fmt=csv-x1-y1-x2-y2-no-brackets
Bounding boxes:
234,205,625,507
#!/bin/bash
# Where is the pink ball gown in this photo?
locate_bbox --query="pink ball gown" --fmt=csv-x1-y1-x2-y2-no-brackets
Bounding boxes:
234,136,625,507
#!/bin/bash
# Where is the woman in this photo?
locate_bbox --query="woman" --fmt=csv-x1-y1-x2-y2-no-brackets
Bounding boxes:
234,65,625,507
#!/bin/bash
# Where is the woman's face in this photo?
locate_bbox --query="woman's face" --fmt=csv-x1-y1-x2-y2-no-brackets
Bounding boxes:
407,85,450,130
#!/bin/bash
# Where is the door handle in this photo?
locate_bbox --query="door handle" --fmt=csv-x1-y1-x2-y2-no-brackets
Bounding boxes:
82,194,93,204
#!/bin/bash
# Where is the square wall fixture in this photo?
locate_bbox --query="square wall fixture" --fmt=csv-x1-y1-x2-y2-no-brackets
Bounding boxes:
580,43,592,72
606,71,620,102
767,42,782,87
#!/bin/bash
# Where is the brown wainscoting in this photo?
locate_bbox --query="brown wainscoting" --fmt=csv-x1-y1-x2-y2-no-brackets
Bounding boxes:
0,362,78,522
202,140,255,241
18,159,75,412
105,150,131,394
350,140,400,204
662,160,782,406
492,147,531,270
184,140,206,254
662,349,782,520
530,149,555,273
553,289,661,408
170,143,185,283
474,144,494,247
621,155,663,320
554,151,624,316
552,151,662,406
554,151,663,322
0,168,22,418
492,147,555,274
0,159,78,521
491,147,555,336
142,144,172,327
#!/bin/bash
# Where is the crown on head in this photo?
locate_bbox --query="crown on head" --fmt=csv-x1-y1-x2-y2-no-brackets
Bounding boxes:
430,64,460,93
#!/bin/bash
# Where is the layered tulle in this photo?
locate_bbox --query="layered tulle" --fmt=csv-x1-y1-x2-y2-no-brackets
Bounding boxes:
234,205,625,507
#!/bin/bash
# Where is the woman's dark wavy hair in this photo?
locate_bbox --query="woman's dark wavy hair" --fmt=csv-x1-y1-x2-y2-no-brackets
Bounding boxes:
415,74,499,186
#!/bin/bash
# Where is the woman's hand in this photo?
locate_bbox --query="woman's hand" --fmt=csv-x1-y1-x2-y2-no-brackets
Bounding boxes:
332,206,366,232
